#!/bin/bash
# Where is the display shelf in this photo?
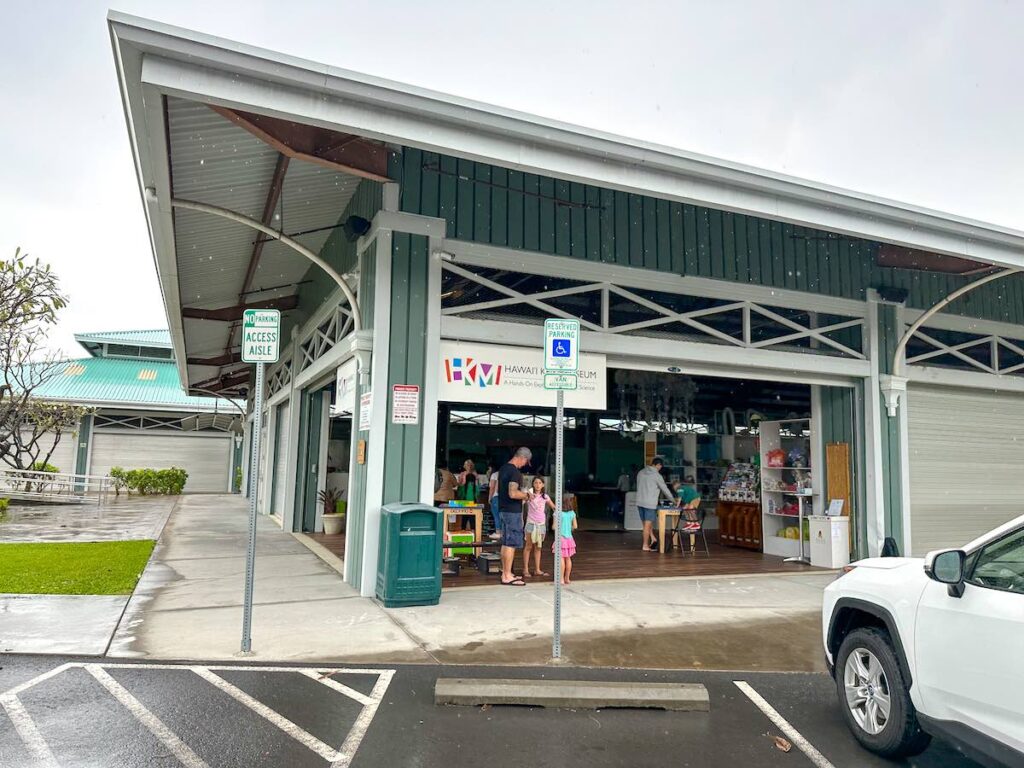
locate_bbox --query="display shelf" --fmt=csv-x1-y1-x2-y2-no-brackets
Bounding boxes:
759,417,817,562
763,535,810,558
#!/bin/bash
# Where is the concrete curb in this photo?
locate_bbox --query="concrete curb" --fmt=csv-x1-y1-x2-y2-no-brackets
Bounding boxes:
435,678,710,711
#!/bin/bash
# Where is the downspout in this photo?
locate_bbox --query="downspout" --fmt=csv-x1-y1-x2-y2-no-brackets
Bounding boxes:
881,267,1018,416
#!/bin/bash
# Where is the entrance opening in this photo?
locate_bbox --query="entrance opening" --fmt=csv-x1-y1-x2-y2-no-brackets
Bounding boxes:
437,367,857,586
298,377,353,566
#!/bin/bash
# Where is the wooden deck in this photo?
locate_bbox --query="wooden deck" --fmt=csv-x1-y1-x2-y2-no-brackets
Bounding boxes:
302,530,820,589
304,532,345,560
442,530,820,588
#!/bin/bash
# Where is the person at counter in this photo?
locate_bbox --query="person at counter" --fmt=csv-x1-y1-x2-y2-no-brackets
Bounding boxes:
636,457,675,552
457,459,478,502
498,447,532,586
433,464,458,506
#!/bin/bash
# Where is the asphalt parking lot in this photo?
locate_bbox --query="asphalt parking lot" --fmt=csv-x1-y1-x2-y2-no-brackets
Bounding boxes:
0,656,982,768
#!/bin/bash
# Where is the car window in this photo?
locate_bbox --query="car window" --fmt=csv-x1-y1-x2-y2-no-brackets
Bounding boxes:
967,528,1024,595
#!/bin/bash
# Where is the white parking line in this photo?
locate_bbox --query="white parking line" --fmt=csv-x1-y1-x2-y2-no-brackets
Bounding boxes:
733,680,836,768
2,662,395,768
300,669,374,707
0,693,59,768
86,665,209,768
191,666,337,762
331,669,395,768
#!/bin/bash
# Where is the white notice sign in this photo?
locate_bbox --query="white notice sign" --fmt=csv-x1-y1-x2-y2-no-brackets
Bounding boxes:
241,309,280,363
544,319,580,371
359,392,373,432
439,341,606,410
543,373,578,390
392,384,420,425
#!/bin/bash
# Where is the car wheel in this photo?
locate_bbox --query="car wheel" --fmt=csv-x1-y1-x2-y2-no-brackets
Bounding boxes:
835,627,931,758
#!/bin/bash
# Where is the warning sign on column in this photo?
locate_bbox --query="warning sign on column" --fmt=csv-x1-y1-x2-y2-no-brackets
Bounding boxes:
391,384,420,425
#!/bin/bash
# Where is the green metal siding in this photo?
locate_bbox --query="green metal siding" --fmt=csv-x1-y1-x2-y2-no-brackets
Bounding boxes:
382,233,430,504
395,147,1024,324
74,415,92,475
819,386,863,555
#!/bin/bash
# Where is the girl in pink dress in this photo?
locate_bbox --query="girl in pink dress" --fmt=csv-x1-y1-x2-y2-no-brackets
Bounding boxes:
523,477,554,578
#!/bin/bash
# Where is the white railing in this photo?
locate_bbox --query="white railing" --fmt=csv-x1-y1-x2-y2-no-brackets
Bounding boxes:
0,468,112,505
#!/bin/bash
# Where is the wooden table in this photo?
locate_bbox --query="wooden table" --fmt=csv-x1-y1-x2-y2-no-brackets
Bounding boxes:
657,507,680,554
443,505,483,544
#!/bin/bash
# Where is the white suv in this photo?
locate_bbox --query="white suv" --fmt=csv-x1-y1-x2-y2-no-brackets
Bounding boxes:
823,515,1024,766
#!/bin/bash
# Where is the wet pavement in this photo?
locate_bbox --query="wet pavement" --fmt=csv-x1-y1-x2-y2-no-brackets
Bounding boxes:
109,495,833,670
0,655,984,768
0,496,177,543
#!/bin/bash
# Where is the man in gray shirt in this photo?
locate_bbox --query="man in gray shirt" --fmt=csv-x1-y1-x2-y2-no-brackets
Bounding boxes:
636,457,674,551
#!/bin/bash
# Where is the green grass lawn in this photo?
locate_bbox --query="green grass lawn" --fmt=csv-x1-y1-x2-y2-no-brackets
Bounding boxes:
0,540,156,595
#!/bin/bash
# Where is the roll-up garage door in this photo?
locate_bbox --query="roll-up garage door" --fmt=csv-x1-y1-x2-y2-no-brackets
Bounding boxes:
21,430,77,475
908,386,1024,555
89,432,232,492
272,402,291,516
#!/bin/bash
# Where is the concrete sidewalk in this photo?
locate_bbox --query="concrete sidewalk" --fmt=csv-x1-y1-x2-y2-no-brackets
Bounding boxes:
108,495,832,671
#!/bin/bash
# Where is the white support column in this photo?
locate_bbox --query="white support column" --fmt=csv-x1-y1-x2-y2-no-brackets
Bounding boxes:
241,413,253,498
810,385,824,516
863,291,886,557
282,327,303,532
898,385,914,555
418,237,444,505
313,391,331,534
895,304,914,556
358,227,394,596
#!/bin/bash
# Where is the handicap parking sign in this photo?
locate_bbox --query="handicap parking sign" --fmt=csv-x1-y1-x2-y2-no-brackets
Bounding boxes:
544,319,580,371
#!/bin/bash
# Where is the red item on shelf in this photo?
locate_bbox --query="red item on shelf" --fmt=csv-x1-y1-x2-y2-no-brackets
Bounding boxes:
767,449,786,468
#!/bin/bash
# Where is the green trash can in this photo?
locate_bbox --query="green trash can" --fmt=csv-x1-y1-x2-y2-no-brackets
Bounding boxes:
376,502,444,608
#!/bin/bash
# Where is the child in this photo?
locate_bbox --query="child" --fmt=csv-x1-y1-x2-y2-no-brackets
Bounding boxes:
523,477,554,578
552,503,578,585
672,478,702,551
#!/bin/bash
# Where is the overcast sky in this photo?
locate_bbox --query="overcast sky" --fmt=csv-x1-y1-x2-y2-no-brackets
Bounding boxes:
4,1,1023,357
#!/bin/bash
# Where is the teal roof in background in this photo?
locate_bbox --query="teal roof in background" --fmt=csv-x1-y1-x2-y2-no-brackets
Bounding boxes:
74,329,172,349
34,357,235,411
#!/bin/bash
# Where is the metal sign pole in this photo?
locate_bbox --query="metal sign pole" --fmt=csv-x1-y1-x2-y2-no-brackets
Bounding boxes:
240,360,264,654
552,387,564,659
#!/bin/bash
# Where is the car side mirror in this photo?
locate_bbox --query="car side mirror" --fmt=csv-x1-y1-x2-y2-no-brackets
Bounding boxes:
924,549,967,598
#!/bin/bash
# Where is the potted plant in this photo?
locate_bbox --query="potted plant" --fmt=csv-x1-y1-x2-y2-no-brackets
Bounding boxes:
319,488,345,535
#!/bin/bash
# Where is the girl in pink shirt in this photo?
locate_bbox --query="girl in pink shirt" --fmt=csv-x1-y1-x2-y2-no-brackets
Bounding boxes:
523,476,554,578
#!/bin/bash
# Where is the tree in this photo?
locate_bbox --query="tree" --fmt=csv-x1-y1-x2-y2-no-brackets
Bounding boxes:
0,247,88,474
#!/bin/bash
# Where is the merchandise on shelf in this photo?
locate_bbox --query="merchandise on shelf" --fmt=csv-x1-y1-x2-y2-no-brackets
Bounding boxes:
718,462,760,503
766,449,786,468
787,446,808,468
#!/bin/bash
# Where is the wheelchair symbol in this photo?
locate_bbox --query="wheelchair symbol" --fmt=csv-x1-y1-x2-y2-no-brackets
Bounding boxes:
551,339,571,358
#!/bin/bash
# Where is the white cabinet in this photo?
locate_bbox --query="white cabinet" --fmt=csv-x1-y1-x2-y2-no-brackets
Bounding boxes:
809,515,850,568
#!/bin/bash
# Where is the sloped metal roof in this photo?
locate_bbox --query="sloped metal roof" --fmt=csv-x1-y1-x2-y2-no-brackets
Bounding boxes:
167,97,363,388
33,357,231,411
74,329,172,348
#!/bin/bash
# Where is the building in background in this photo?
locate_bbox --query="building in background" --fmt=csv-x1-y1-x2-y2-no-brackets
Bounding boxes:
31,330,243,492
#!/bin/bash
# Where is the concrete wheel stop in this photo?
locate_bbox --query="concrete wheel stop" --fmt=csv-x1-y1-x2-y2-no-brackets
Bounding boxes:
435,678,710,712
